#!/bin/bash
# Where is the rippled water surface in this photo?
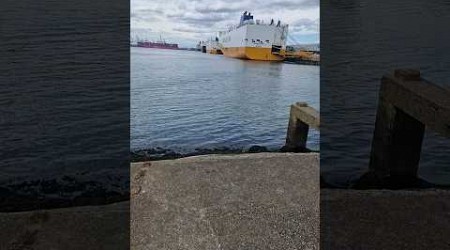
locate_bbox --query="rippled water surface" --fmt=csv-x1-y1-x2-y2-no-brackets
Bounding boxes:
131,47,319,153
321,0,450,186
1,0,129,206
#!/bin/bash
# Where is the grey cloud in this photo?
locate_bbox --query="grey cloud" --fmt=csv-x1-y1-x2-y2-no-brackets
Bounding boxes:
131,15,161,23
134,8,164,15
167,12,234,29
178,3,187,10
170,13,232,23
131,0,319,46
131,8,164,22
166,13,183,18
194,6,242,14
131,28,153,33
188,0,244,3
172,27,216,33
262,0,319,9
291,18,319,32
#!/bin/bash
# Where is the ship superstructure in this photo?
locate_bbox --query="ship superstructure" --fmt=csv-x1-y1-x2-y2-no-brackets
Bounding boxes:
205,37,223,54
219,12,288,61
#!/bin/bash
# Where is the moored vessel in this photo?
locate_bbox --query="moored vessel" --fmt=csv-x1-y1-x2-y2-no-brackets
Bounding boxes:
219,12,288,61
137,35,178,50
206,37,223,54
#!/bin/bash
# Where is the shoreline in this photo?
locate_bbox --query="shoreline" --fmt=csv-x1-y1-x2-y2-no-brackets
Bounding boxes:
130,145,316,162
3,149,449,213
283,58,320,65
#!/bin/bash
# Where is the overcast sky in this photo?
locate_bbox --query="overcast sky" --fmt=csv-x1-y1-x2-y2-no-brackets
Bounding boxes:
131,0,319,47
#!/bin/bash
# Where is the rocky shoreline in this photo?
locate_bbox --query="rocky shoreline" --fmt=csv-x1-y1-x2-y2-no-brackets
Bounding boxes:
130,145,314,162
4,145,447,212
0,173,129,212
283,58,320,66
2,146,315,212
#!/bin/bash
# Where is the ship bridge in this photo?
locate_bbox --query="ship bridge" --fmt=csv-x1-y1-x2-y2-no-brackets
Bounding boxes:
239,11,254,26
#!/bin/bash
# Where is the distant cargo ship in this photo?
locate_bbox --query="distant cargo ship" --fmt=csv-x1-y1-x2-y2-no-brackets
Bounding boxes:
137,35,178,50
219,12,288,61
197,41,207,53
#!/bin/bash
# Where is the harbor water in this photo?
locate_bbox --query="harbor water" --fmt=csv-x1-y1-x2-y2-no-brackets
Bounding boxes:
1,0,130,208
321,0,450,186
131,47,319,155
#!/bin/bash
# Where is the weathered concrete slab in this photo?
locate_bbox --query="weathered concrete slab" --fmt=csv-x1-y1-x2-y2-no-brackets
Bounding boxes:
0,201,129,250
321,189,450,250
131,153,319,250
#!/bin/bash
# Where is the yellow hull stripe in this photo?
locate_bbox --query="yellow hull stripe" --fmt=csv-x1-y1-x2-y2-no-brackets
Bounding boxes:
221,47,285,61
207,49,223,55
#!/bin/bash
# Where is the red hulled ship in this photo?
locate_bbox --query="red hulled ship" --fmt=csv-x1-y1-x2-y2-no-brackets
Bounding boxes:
137,35,178,50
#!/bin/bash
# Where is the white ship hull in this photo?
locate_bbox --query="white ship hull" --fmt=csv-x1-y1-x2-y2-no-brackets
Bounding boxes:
219,15,288,61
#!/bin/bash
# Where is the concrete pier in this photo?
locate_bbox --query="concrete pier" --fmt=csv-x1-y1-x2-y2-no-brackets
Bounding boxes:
363,69,450,187
285,102,320,150
131,153,319,250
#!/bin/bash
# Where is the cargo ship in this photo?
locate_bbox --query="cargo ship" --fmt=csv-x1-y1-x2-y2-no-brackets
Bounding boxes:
206,37,223,54
137,35,179,50
218,12,288,61
198,41,207,53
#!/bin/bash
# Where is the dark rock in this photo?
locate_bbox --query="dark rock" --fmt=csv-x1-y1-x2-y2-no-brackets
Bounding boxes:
247,145,268,153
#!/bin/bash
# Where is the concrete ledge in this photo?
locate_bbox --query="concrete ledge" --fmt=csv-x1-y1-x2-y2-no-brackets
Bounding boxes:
0,202,129,250
382,69,450,137
321,189,450,249
289,102,320,129
131,153,319,250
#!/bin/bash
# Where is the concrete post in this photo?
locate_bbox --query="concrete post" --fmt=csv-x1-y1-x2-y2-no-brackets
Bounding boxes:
286,110,309,149
285,102,320,150
366,69,450,185
369,98,425,178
